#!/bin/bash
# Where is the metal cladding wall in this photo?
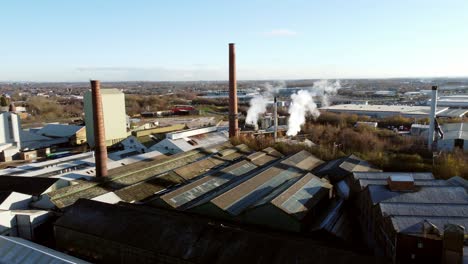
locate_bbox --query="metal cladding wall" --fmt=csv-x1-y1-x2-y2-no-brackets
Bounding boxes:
228,43,239,138
90,80,108,178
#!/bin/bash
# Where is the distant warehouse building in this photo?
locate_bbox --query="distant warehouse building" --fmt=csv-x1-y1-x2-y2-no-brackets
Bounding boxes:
84,88,128,147
428,95,468,108
438,122,468,152
320,104,449,119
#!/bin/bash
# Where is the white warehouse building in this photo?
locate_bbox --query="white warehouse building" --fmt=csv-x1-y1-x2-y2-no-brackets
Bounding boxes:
320,104,448,119
84,89,128,147
438,122,468,152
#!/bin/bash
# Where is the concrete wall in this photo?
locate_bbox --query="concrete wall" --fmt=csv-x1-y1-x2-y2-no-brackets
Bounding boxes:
84,90,128,147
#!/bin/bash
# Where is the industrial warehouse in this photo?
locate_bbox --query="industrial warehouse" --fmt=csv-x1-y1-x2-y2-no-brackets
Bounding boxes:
0,42,466,264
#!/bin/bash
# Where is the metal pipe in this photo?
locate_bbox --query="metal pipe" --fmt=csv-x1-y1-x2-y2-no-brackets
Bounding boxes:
228,43,239,137
428,85,438,150
90,80,108,177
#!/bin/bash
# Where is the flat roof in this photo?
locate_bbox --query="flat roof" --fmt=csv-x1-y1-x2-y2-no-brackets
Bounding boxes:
321,104,448,115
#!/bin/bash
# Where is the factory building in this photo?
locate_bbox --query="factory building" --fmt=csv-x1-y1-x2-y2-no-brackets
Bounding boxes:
314,154,381,184
149,126,229,154
320,104,449,119
54,199,382,264
437,122,468,152
42,143,245,208
240,173,333,232
84,88,128,147
347,172,468,263
154,147,283,210
429,95,468,108
36,124,87,146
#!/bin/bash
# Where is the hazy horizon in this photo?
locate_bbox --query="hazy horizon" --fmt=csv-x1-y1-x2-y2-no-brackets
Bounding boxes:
2,0,468,82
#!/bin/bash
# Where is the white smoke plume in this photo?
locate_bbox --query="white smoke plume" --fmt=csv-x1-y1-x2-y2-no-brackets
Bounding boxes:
286,80,341,136
245,95,269,125
245,81,285,126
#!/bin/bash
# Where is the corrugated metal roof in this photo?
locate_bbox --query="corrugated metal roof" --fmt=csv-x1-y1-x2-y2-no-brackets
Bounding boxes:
173,157,225,180
390,216,468,235
49,144,233,208
272,173,332,219
114,171,185,202
280,150,324,171
447,176,468,192
379,203,468,218
0,235,89,264
213,165,304,215
163,160,258,208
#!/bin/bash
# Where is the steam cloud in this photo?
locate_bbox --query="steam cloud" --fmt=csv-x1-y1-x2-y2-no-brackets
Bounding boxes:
286,80,340,136
245,82,284,126
245,95,269,125
244,80,340,136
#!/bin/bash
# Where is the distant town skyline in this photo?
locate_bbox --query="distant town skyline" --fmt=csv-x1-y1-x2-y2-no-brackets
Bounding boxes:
1,0,468,82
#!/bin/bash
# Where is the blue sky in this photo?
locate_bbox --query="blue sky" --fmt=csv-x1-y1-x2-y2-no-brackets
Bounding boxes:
1,0,468,81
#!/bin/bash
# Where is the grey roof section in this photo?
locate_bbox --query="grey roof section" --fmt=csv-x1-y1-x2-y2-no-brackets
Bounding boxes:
368,185,468,205
358,179,448,189
273,174,332,219
37,124,84,138
353,172,434,181
0,235,90,264
390,216,468,235
447,176,468,192
315,155,381,182
165,160,259,208
440,122,468,140
223,167,304,215
437,108,468,118
352,172,440,190
379,203,468,218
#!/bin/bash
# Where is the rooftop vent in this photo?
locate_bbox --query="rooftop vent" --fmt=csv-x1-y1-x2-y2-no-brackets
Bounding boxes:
387,175,414,191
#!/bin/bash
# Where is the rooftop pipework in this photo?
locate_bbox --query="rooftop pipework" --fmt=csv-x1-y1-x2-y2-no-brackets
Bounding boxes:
90,80,108,178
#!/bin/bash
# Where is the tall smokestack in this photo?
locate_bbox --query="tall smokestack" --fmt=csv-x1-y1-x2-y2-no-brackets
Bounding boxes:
274,96,278,141
90,80,108,178
428,85,438,150
229,43,239,137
